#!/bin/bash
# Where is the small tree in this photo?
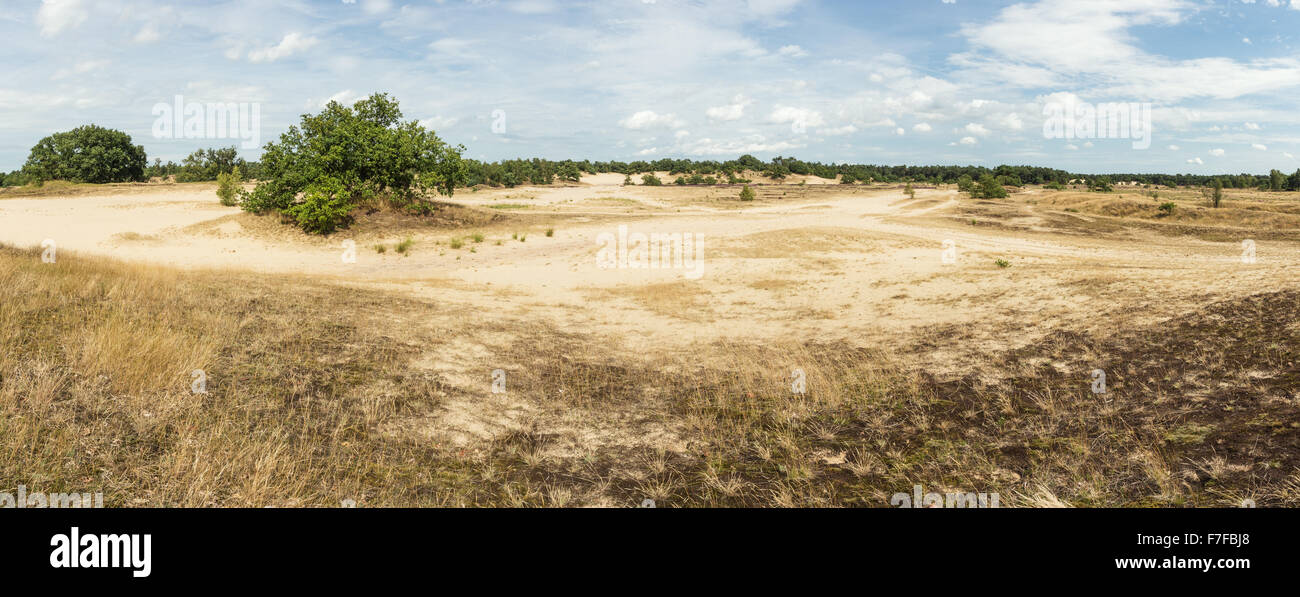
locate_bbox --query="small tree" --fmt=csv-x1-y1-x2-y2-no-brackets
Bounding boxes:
956,174,975,194
641,173,663,186
739,185,756,201
904,182,915,199
975,174,1007,199
1211,178,1224,208
622,174,632,186
216,166,242,206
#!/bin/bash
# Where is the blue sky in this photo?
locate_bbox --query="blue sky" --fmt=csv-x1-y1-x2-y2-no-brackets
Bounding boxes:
3,0,1300,174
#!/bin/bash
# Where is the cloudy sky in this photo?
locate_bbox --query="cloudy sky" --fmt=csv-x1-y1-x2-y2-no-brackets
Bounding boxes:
3,0,1300,174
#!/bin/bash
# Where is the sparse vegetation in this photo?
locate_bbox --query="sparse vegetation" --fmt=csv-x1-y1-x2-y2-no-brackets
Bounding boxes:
739,185,755,201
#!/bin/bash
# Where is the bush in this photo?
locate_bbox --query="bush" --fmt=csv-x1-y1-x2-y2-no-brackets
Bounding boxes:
216,166,242,206
971,174,1007,199
22,124,147,183
1158,202,1176,216
240,93,466,234
739,185,756,201
904,182,915,199
288,176,354,234
641,174,663,186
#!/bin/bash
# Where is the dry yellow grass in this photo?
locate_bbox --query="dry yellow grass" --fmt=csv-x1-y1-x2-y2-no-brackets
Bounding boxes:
3,182,1299,507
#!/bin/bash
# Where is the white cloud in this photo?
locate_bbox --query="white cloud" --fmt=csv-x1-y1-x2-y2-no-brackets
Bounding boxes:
419,115,459,129
958,136,977,145
619,110,685,130
246,33,319,63
1252,143,1268,151
778,44,808,57
913,122,932,132
955,1,1300,102
769,105,825,129
705,95,754,121
1209,148,1225,156
51,59,108,80
1187,157,1203,164
37,0,87,37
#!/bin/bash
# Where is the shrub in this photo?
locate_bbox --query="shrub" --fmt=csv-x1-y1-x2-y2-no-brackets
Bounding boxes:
449,237,464,249
545,228,554,237
739,185,756,201
904,182,915,199
470,233,485,243
972,174,1007,199
216,166,242,206
641,174,663,186
22,125,147,183
288,176,354,234
240,93,466,234
995,258,1011,268
396,237,414,254
1158,202,1176,216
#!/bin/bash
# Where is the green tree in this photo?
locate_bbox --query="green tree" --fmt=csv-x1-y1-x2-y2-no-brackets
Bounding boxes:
956,174,975,194
904,182,915,199
1289,169,1300,192
641,173,663,186
240,93,465,234
974,174,1008,198
558,162,581,183
1211,178,1224,208
739,185,756,201
216,166,242,206
1269,169,1286,191
22,125,147,183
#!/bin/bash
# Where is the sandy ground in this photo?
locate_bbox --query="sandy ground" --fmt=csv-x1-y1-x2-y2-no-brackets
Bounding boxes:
3,181,1296,366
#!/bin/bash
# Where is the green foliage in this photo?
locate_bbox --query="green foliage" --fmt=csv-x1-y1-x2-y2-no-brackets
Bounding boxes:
1158,202,1177,216
1044,181,1065,190
557,162,581,183
240,93,465,234
739,185,756,201
287,176,354,234
396,237,414,254
956,175,974,193
994,259,1011,269
1270,169,1287,191
970,174,1008,199
22,124,147,183
216,166,242,206
904,182,915,199
1210,178,1224,208
641,173,663,186
1088,177,1113,192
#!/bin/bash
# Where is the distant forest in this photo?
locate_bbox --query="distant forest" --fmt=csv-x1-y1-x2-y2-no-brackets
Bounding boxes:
5,146,1299,192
